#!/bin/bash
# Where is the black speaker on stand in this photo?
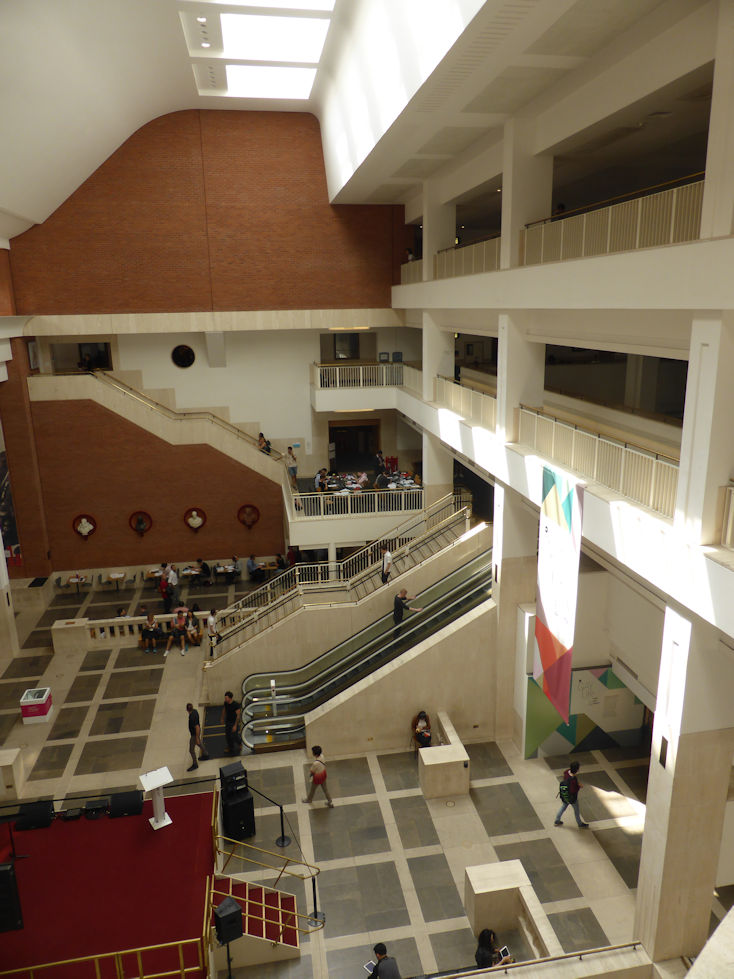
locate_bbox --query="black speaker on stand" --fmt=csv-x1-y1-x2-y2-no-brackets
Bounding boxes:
214,896,243,979
15,800,54,831
221,790,255,840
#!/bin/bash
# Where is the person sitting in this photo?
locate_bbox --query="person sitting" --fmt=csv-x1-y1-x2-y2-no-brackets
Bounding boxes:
247,554,265,583
258,432,271,454
185,610,201,646
141,607,162,653
374,471,389,490
356,471,369,487
276,553,288,570
475,928,513,968
413,710,432,748
196,557,211,585
226,555,241,585
165,608,188,657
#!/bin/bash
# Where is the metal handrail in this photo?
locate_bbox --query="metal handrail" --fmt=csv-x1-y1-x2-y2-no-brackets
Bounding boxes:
214,833,320,882
0,937,205,978
408,941,644,977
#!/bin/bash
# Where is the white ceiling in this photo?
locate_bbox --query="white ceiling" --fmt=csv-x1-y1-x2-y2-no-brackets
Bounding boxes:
0,0,712,243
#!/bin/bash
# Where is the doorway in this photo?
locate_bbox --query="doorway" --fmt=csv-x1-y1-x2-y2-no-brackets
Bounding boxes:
328,421,381,472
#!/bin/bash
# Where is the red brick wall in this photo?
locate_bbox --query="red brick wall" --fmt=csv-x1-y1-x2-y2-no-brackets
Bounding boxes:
30,400,284,571
0,250,15,315
9,110,402,314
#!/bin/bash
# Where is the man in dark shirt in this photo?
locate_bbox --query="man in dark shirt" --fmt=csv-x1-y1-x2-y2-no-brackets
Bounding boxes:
369,942,401,977
392,588,422,639
220,691,242,754
186,703,209,771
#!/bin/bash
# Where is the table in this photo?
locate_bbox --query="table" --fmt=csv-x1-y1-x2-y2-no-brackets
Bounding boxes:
108,571,125,591
67,574,86,594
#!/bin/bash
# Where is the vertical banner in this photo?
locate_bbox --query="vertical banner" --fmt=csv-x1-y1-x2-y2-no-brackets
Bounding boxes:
533,466,584,724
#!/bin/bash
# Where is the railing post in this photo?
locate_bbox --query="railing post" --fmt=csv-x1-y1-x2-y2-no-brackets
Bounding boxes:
275,804,291,848
310,876,325,925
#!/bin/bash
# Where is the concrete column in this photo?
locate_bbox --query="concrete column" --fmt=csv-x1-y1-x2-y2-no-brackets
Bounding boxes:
205,332,226,368
496,314,545,444
327,541,337,580
623,355,659,414
492,484,537,738
674,314,734,545
422,181,456,281
700,0,734,238
635,607,734,960
422,431,453,507
422,313,455,401
500,118,553,269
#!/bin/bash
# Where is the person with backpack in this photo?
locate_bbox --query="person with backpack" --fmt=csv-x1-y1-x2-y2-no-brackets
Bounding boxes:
555,761,589,828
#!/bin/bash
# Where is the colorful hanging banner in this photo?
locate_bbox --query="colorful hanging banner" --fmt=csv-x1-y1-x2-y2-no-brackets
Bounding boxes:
533,465,584,724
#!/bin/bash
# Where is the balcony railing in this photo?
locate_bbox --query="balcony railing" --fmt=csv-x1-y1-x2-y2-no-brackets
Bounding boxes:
519,406,679,518
521,177,704,266
290,486,423,520
312,361,405,388
399,258,423,284
434,235,501,279
434,375,497,431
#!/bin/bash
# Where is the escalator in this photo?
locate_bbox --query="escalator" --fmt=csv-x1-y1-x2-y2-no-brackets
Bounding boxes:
240,550,492,752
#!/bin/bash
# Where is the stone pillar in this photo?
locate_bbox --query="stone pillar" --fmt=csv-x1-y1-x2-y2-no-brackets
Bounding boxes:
422,431,453,507
492,484,537,738
700,0,734,238
500,118,553,269
421,181,456,281
496,314,545,444
327,541,337,580
674,314,734,545
422,312,455,402
635,607,734,960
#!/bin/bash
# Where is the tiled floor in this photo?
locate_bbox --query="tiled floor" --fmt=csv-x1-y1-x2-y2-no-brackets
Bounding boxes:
2,582,718,978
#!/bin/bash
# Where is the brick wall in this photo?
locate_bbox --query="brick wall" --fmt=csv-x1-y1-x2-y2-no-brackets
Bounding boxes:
9,110,402,314
0,250,15,315
30,400,284,571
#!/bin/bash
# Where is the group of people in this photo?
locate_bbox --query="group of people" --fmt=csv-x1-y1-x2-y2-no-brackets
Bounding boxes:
184,690,240,772
364,930,513,977
141,603,205,656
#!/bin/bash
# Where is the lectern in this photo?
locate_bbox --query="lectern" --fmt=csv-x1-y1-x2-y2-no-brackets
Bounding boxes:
139,766,174,830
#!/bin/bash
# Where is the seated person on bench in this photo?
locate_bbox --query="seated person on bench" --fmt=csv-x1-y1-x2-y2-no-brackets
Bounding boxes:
413,710,431,748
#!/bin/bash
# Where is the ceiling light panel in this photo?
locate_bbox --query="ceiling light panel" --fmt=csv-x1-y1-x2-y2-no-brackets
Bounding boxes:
220,0,335,9
226,64,317,99
221,13,329,63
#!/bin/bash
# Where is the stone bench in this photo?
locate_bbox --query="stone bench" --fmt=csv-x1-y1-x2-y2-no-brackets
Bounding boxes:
418,710,470,798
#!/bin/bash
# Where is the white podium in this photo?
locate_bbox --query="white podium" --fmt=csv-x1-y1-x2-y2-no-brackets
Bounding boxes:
140,766,174,830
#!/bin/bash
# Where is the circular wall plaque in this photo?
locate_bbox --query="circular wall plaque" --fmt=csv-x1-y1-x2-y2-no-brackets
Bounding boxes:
171,344,195,368
73,514,97,539
184,507,207,532
237,504,260,529
129,511,152,536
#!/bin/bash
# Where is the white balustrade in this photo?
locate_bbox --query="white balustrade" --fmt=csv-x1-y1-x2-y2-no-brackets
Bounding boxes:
518,406,679,518
433,376,497,432
433,237,500,280
400,258,423,284
290,487,423,521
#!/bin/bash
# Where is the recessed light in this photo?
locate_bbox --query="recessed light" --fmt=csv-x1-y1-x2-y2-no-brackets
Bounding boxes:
201,42,211,48
196,16,207,24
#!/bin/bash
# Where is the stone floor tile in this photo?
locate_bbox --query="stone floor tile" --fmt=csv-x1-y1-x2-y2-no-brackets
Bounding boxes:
28,743,74,780
391,794,440,849
548,906,610,952
466,741,513,779
102,668,164,700
1,655,52,679
74,736,147,775
406,852,465,922
47,705,89,741
378,751,419,790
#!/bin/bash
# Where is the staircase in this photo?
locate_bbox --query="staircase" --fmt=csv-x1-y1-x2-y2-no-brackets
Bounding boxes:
212,876,300,955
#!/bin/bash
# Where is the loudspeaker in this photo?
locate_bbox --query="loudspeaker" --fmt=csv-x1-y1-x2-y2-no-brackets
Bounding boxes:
214,896,243,945
109,790,143,818
61,808,82,822
84,799,109,820
221,789,255,840
220,761,248,797
15,800,54,830
0,863,22,932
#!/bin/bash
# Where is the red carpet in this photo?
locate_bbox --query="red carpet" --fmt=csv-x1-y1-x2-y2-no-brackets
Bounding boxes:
2,793,214,977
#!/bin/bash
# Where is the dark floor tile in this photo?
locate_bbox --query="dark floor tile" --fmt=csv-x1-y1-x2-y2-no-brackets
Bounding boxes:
49,594,83,609
430,927,477,972
35,609,79,629
378,750,419,790
80,650,112,671
28,743,74,780
47,705,89,741
102,668,163,700
310,801,388,861
494,837,582,904
74,736,147,775
89,699,155,735
472,781,543,837
222,810,302,869
0,680,39,708
87,603,127,620
391,794,439,848
302,755,374,799
407,852,465,922
327,938,420,979
548,907,609,953
66,674,101,703
21,629,53,650
317,861,409,937
615,764,649,804
1,655,52,680
542,751,597,772
466,741,513,779
500,925,536,964
88,588,137,603
575,770,639,822
592,827,641,889
203,706,236,758
114,646,165,669
249,765,295,810
0,712,18,745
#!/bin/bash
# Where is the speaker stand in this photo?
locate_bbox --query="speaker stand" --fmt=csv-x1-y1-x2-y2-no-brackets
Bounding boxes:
225,941,233,979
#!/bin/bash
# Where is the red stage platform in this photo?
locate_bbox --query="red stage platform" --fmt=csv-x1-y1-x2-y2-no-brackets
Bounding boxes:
2,793,214,977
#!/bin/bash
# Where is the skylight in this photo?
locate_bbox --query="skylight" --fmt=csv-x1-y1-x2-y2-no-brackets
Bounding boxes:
226,64,317,100
221,13,330,63
225,0,335,9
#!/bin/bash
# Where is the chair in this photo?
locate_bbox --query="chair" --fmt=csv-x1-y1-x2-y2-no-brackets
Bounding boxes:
125,571,137,588
97,574,114,591
55,576,70,590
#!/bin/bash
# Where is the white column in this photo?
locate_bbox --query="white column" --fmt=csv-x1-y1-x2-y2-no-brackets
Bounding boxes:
422,313,454,402
492,485,538,738
327,541,337,580
422,181,456,281
700,0,734,238
674,314,734,544
496,314,545,444
500,118,553,270
635,607,734,960
422,431,453,507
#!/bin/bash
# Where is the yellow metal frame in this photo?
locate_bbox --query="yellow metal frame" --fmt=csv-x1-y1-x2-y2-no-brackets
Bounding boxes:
0,937,205,979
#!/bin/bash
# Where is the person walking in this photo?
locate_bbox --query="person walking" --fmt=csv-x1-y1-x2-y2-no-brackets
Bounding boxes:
392,588,422,639
186,703,209,771
286,446,298,486
368,942,401,978
554,760,589,828
220,691,241,755
380,544,392,585
302,745,334,807
207,608,219,657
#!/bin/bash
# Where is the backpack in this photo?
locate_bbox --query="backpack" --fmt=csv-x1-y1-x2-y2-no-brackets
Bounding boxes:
559,777,572,804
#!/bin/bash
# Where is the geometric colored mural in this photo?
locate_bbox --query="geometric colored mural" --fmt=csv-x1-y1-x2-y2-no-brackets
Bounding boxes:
524,666,644,759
